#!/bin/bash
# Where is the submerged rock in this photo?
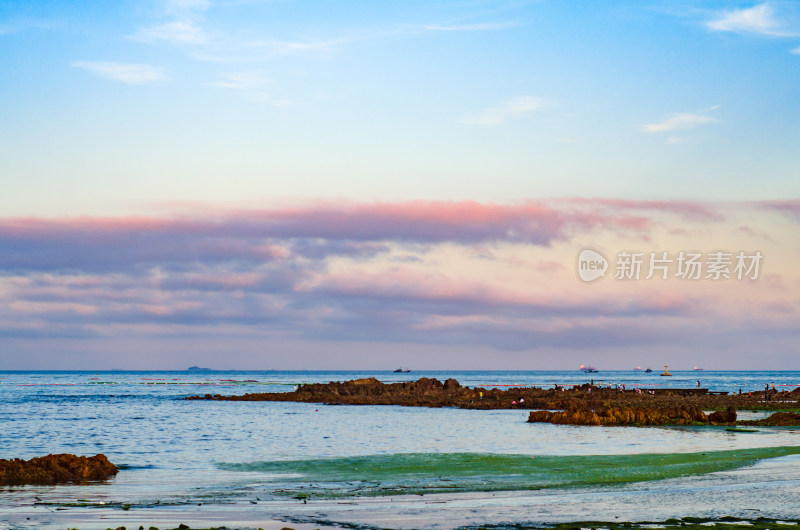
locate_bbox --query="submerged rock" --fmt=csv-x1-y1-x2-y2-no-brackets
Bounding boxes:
0,453,118,485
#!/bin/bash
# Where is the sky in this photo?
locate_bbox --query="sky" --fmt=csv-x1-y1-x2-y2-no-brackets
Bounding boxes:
0,1,798,369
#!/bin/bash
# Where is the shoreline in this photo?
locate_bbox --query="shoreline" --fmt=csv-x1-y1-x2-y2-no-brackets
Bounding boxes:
9,449,800,530
7,516,800,530
9,473,800,530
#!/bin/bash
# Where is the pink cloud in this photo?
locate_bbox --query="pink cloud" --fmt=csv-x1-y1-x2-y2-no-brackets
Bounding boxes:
0,199,723,249
0,199,684,274
760,199,800,221
534,260,565,272
737,225,774,242
0,198,795,361
300,265,699,321
561,198,725,221
764,301,796,314
182,272,264,289
8,300,98,315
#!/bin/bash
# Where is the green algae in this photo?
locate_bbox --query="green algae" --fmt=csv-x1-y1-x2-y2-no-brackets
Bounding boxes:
219,446,800,499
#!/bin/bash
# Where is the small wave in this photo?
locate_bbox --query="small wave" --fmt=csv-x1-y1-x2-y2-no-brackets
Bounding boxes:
116,464,158,470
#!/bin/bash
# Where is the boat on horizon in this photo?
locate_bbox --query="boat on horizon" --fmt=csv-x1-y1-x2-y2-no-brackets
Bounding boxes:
579,364,599,373
645,367,653,373
393,368,411,373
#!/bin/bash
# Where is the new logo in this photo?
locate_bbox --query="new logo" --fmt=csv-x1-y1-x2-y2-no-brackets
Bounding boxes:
577,248,608,282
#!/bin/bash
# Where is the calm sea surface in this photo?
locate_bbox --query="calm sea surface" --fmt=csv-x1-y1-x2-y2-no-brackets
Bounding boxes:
2,370,800,529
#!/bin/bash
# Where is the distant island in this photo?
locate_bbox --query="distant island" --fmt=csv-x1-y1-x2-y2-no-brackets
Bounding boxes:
187,366,212,371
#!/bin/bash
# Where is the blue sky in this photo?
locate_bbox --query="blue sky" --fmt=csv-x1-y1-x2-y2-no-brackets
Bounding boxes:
1,1,799,369
2,1,800,216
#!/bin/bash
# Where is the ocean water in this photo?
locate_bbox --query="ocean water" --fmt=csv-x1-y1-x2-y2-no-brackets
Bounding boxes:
1,370,800,529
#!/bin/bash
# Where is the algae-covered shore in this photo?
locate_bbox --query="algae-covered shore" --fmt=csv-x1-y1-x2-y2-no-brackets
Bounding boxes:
15,446,800,530
217,447,800,499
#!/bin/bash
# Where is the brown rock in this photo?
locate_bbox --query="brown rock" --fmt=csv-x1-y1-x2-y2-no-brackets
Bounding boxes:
743,411,800,426
0,453,118,485
184,377,800,412
443,378,461,391
527,405,709,426
349,377,382,386
708,406,737,424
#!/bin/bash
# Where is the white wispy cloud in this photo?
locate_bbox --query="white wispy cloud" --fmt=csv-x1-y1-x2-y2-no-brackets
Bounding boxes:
209,70,290,106
706,3,796,37
248,36,355,55
166,0,210,13
642,112,718,133
71,61,165,84
0,19,57,36
132,20,208,45
792,46,800,54
461,96,548,126
422,22,521,32
210,70,272,90
132,22,352,60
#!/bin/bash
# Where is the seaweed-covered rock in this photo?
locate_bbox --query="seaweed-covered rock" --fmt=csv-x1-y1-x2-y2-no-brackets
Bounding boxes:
527,405,709,426
0,453,118,485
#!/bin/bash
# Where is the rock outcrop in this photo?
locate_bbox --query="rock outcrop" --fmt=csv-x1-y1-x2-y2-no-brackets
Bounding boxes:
708,406,737,423
741,412,800,426
527,405,715,426
186,377,798,412
0,453,118,486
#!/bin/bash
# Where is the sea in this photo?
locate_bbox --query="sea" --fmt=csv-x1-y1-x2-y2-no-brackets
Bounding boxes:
2,370,800,529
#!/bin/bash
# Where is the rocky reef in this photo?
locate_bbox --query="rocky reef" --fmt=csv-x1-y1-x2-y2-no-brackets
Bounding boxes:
527,405,736,426
0,453,118,486
187,377,800,427
186,377,799,412
189,377,495,408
